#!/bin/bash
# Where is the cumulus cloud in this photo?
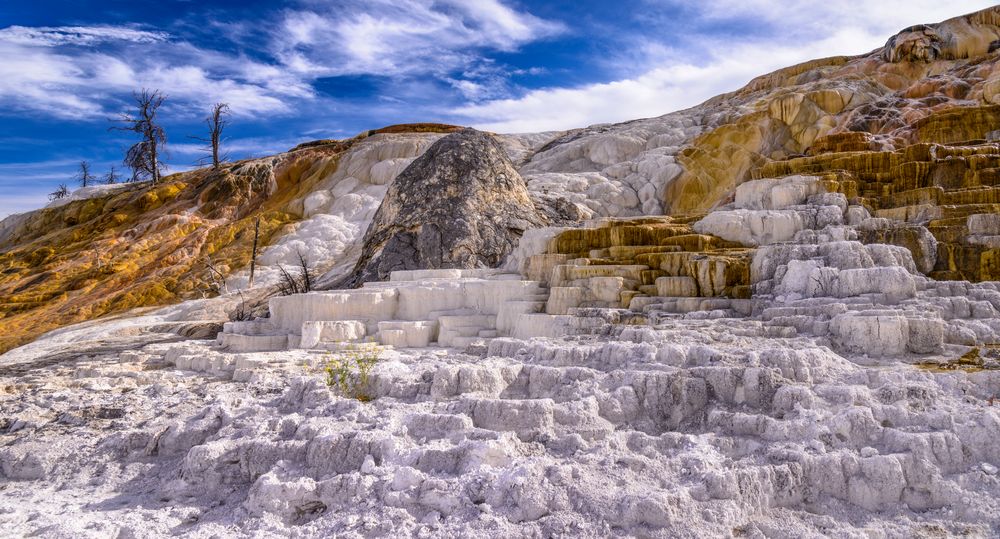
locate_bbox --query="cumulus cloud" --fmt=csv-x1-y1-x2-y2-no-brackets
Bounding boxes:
456,0,998,133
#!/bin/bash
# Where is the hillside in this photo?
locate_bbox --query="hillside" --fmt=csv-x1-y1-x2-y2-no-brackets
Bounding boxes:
0,124,463,353
7,10,1000,353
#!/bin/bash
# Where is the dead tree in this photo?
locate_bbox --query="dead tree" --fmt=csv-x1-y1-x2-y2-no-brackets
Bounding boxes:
248,217,260,289
103,166,121,185
112,89,167,183
297,250,313,293
76,161,95,188
204,256,229,295
191,102,230,169
277,250,313,296
48,183,70,201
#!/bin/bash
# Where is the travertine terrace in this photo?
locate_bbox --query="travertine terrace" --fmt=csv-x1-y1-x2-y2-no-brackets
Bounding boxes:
5,7,1000,539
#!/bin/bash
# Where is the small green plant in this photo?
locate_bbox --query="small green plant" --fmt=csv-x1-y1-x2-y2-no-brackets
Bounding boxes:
324,343,381,402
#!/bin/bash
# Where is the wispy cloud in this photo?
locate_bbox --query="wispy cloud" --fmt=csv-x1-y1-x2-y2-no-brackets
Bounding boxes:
0,158,121,184
0,193,52,219
0,1,568,217
0,0,562,122
675,0,991,34
170,136,311,160
0,25,169,46
0,157,123,218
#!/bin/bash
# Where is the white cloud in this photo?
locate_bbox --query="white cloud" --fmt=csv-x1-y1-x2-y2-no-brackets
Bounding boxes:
0,0,561,121
456,1,999,133
0,24,312,119
170,136,311,160
0,25,168,46
271,0,564,77
0,42,110,119
135,65,294,116
0,158,124,219
0,158,86,172
687,0,995,35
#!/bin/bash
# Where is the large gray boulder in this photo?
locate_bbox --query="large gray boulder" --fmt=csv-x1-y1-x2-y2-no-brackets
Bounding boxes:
338,129,550,286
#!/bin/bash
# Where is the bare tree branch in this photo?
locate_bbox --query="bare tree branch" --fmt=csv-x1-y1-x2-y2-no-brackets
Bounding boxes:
76,161,95,188
204,256,229,295
110,89,167,183
276,250,314,296
297,250,312,293
189,102,230,169
249,217,260,289
103,165,121,185
48,183,69,201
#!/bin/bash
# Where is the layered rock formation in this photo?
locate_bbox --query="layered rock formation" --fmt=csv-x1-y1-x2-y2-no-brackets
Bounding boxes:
8,7,1000,538
513,8,1000,289
340,129,549,286
7,183,1000,535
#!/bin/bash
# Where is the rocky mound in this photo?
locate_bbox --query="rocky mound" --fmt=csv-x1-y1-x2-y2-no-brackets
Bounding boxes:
339,129,549,286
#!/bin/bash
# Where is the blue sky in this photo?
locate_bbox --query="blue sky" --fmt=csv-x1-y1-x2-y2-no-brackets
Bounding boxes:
0,0,996,218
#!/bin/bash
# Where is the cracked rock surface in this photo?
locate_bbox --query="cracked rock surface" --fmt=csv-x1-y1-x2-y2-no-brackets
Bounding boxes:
340,129,549,287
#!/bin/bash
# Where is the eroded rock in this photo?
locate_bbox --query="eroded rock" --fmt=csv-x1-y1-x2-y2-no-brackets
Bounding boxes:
340,129,549,286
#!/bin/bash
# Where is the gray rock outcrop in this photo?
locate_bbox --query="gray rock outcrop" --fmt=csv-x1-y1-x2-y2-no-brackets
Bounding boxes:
339,128,549,286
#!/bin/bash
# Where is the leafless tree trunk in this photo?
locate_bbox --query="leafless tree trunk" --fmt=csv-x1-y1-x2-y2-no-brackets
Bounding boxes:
204,257,229,294
297,250,312,293
189,103,230,169
103,165,121,185
208,103,229,169
111,89,167,183
277,250,313,296
248,217,260,289
76,161,95,188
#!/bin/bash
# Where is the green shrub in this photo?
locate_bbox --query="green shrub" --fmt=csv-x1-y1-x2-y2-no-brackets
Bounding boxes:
324,343,381,402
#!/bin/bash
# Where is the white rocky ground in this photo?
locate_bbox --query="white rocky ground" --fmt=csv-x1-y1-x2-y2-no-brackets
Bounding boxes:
4,174,1000,538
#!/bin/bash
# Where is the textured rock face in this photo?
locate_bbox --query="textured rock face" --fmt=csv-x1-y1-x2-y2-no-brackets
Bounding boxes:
12,7,1000,351
341,129,548,286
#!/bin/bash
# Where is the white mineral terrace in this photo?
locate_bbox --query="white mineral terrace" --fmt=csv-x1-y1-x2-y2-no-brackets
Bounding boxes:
3,174,1000,537
219,175,1000,360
